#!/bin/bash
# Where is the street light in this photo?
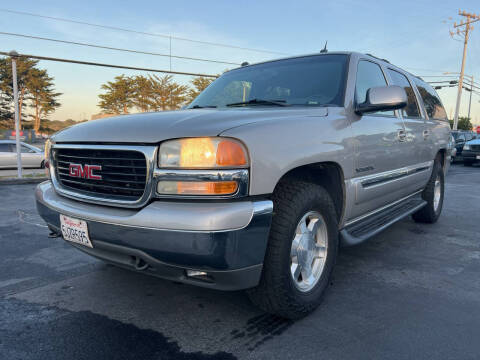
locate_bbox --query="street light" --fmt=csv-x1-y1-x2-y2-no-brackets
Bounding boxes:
444,72,475,120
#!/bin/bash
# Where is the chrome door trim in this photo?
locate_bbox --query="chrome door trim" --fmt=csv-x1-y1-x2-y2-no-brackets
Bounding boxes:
357,161,432,189
50,143,158,208
343,189,423,227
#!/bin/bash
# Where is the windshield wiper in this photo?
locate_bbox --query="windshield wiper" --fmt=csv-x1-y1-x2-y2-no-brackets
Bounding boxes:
190,105,217,109
226,98,289,107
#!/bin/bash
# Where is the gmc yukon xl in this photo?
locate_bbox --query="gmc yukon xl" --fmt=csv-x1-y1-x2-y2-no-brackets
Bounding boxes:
36,52,452,319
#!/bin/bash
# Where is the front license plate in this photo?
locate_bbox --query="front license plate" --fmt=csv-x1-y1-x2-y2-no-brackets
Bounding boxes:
60,214,93,248
476,155,480,160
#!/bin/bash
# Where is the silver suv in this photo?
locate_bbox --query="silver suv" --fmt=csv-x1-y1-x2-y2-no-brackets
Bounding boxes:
36,52,451,319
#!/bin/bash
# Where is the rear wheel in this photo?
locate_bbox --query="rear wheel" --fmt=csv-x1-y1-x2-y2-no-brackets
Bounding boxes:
247,180,338,319
412,157,444,223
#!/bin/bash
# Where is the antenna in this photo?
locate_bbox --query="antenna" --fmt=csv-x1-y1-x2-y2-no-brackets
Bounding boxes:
320,41,328,53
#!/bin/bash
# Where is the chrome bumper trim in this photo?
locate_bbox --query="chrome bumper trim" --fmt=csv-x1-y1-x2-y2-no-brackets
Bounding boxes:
36,181,272,232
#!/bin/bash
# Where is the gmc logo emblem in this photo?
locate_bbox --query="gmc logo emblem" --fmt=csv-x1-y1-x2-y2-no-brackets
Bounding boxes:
68,163,102,180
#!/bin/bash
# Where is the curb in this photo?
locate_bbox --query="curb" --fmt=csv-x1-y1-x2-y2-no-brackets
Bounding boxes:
0,177,48,185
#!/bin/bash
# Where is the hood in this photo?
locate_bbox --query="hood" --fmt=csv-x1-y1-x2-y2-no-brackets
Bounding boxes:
52,107,328,143
466,137,480,145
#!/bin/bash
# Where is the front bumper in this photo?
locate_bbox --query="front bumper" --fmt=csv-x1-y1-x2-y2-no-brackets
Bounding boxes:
35,181,273,290
462,150,480,162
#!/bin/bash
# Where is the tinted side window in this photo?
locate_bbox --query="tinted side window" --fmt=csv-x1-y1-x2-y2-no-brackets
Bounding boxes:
387,69,420,118
20,145,35,153
413,78,448,120
355,60,393,115
0,144,10,152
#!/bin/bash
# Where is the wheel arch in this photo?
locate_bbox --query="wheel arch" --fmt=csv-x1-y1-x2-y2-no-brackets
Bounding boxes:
273,162,346,224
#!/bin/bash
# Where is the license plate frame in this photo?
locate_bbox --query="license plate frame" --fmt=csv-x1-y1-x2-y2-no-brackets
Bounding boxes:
60,214,93,248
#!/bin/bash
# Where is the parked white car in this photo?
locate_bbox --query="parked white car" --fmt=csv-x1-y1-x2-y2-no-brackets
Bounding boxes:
0,140,45,169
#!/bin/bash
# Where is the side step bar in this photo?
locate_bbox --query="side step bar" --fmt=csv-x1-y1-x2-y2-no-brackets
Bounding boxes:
340,195,427,247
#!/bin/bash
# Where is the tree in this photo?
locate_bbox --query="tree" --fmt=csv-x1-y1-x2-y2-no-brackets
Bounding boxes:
449,117,473,131
98,75,135,114
0,57,40,127
27,68,62,132
186,76,214,103
149,74,188,111
132,75,153,112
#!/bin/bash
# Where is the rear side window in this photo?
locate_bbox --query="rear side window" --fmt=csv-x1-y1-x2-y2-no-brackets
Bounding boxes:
412,78,448,120
0,144,10,152
387,69,420,118
355,60,393,115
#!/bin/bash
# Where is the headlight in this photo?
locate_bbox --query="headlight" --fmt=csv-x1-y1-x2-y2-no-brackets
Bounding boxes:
157,137,249,196
463,144,470,150
159,137,248,168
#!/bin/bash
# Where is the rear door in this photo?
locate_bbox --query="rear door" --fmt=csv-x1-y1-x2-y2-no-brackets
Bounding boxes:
349,59,408,219
385,69,431,185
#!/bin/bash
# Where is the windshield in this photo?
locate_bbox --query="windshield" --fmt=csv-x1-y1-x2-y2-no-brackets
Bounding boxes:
188,54,348,108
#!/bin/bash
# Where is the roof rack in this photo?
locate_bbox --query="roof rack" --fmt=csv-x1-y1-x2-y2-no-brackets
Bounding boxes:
365,53,390,64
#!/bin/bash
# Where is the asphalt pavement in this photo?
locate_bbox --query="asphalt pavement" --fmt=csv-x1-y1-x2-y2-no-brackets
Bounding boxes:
1,164,479,360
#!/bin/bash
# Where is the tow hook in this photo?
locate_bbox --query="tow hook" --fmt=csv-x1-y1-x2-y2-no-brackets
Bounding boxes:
48,228,62,238
133,257,149,271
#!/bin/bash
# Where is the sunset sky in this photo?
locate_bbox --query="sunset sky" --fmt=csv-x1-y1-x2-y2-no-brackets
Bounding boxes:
1,0,479,124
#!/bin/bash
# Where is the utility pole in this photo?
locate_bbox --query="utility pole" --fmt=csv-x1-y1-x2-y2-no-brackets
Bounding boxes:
9,50,22,178
468,76,473,120
450,10,480,130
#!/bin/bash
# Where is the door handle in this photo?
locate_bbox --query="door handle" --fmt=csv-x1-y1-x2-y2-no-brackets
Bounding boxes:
423,130,430,139
397,129,406,142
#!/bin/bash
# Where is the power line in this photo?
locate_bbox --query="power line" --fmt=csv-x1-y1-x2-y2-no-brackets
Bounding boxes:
0,51,218,78
0,8,288,56
0,31,241,66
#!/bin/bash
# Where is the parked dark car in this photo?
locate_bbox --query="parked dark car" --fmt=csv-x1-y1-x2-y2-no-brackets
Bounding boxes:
451,130,476,162
462,136,480,166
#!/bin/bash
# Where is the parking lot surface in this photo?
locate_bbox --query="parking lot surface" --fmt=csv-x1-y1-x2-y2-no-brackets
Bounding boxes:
1,164,479,360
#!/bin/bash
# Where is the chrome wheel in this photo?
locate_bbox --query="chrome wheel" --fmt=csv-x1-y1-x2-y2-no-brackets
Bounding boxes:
433,174,441,212
290,211,328,292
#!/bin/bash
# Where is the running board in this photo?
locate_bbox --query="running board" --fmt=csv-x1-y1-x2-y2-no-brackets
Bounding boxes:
340,195,427,247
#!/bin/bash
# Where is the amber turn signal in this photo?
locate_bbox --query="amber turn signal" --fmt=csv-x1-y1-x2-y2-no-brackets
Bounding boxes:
157,180,238,196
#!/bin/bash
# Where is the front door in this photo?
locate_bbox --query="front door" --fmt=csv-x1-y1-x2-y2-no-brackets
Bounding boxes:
349,59,407,219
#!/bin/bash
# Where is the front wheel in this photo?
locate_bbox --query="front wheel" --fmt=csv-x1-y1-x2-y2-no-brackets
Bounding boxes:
412,157,444,223
247,180,338,319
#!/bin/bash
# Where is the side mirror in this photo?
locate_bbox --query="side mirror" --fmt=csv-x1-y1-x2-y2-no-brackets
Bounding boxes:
355,85,407,115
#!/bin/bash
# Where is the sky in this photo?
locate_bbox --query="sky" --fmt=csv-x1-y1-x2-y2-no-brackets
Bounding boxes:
1,0,479,125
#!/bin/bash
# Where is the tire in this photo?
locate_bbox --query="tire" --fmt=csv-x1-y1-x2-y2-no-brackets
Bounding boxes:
463,161,473,167
412,157,444,224
247,180,338,319
40,160,45,169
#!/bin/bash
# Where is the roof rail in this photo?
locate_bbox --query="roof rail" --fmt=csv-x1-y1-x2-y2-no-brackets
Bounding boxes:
365,53,390,64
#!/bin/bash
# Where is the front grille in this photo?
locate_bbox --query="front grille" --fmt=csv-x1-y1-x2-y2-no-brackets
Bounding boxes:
53,147,147,201
470,145,480,151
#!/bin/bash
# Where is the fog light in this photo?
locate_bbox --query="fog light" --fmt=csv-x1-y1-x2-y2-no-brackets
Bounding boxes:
157,180,238,196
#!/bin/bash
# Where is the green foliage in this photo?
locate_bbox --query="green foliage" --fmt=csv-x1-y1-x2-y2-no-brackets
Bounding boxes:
98,75,135,114
0,57,61,131
186,76,214,104
98,75,215,113
449,117,473,131
148,74,189,111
